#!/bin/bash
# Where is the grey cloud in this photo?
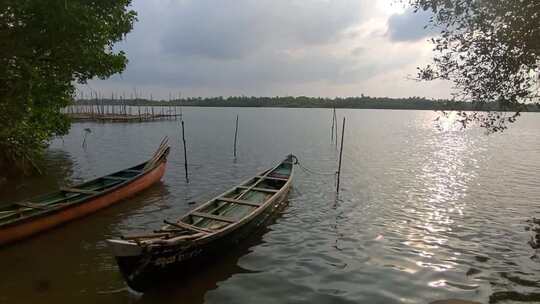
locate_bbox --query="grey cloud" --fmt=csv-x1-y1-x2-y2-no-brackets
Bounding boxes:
85,0,449,98
351,47,365,56
159,1,264,59
387,8,436,42
115,48,372,88
158,0,365,60
113,41,411,93
108,0,371,88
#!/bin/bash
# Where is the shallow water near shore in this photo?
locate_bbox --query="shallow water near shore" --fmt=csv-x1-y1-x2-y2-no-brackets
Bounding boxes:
0,108,539,304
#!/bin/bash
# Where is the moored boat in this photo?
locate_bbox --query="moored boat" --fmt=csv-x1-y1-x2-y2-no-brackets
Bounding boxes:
107,154,295,292
0,138,171,246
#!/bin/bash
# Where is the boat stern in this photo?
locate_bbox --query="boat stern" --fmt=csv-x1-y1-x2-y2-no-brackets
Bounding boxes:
106,239,143,257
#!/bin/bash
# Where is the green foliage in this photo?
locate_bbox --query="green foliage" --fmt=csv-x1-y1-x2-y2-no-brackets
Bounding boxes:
408,0,540,131
0,0,136,174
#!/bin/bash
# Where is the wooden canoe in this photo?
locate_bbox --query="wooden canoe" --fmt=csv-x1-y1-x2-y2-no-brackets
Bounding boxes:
107,154,295,292
0,139,171,247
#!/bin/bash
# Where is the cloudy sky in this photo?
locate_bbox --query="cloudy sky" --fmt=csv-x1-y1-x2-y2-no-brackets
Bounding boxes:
82,0,453,99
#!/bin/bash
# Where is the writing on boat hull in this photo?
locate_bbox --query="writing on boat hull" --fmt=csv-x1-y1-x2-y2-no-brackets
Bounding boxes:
154,249,203,267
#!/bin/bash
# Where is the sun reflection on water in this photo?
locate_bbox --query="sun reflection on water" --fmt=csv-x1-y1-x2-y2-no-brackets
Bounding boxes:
389,111,482,281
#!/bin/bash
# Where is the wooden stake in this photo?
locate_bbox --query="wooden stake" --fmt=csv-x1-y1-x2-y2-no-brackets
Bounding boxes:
181,120,189,182
331,107,335,142
168,92,171,119
336,117,346,194
334,109,338,148
233,114,239,158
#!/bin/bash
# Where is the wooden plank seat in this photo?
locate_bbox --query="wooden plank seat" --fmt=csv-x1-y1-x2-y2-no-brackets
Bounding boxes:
37,193,79,206
124,169,142,174
122,232,172,240
238,186,279,193
190,212,236,223
257,175,288,182
217,197,261,207
164,219,212,234
14,202,47,210
103,176,130,181
60,187,99,195
269,172,290,179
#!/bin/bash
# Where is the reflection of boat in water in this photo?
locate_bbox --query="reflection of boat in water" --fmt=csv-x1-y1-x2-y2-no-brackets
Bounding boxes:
137,209,283,302
0,138,170,246
108,155,295,292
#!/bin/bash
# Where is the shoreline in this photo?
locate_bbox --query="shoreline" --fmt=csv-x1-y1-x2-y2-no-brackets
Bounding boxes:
69,103,540,113
70,96,540,113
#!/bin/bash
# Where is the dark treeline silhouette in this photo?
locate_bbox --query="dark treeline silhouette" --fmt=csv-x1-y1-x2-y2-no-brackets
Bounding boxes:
75,96,540,112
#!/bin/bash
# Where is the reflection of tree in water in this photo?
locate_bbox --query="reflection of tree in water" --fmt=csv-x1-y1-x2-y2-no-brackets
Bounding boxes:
527,218,540,251
484,218,540,303
0,149,75,205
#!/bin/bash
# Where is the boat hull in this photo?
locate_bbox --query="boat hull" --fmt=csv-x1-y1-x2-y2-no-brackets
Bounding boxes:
114,186,290,292
0,161,167,246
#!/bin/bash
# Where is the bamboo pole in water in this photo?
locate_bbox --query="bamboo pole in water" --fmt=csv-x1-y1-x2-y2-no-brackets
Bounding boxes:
111,92,115,117
150,94,154,120
181,120,189,182
331,107,336,142
334,108,338,148
233,114,239,158
336,117,346,194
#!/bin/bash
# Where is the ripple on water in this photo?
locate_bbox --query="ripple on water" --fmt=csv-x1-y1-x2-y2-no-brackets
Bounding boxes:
1,109,539,303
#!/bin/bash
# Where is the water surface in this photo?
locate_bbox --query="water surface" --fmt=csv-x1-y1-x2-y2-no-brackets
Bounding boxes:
1,108,539,304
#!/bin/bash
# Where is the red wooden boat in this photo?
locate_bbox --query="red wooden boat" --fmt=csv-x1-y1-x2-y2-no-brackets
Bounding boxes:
0,138,170,246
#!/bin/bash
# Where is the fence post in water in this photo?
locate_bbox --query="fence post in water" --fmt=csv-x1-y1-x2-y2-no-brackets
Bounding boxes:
110,92,113,116
334,109,338,148
100,92,107,115
91,98,95,118
181,120,189,182
150,94,154,120
233,114,239,159
336,117,346,194
168,93,171,119
331,107,336,142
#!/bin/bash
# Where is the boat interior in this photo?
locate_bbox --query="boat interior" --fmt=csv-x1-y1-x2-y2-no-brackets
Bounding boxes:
0,163,147,225
141,158,293,242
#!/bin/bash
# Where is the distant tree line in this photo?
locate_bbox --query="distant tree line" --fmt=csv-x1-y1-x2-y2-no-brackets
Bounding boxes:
75,95,540,112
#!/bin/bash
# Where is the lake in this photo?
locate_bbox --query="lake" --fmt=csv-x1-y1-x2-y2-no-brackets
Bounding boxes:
0,108,539,304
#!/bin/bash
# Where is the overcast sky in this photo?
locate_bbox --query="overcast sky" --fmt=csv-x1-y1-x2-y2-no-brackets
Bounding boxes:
81,0,453,99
